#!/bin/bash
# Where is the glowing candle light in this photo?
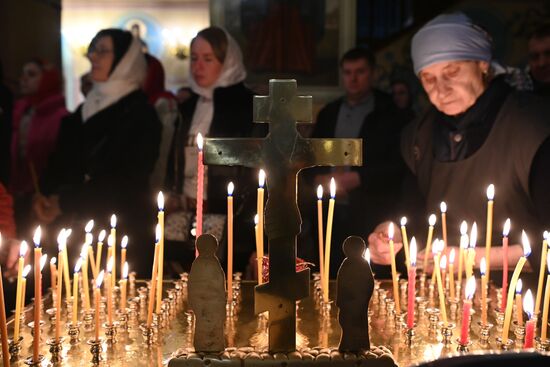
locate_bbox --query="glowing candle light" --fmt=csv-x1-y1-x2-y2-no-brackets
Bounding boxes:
363,248,371,265
195,133,204,247
156,191,165,314
535,231,549,317
95,229,106,279
501,219,511,311
94,271,104,341
110,214,117,288
120,262,128,311
50,257,57,293
449,248,456,300
502,231,531,343
541,252,550,342
388,222,401,314
480,257,488,324
106,257,114,325
460,276,476,345
524,289,535,348
317,185,325,296
422,214,436,274
485,184,495,286
13,240,28,341
80,244,91,310
458,221,468,285
55,230,66,341
85,220,96,276
227,183,234,301
434,240,447,324
61,229,72,302
467,223,477,280
400,217,410,272
256,170,265,284
323,178,336,302
72,258,83,324
254,215,261,283
33,226,43,364
121,235,128,283
407,237,417,328
19,265,31,321
147,226,161,327
515,279,523,326
440,202,448,252
431,238,440,284
0,234,11,367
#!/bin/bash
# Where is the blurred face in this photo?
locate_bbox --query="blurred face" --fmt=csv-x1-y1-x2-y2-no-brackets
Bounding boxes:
20,62,42,96
191,37,223,88
341,58,373,100
419,60,488,116
528,36,550,84
392,82,410,109
87,36,115,82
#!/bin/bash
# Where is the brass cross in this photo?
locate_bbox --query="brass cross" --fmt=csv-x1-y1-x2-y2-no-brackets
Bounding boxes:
203,79,362,352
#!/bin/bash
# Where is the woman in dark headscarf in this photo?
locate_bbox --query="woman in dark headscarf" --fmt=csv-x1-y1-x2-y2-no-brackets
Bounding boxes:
34,29,161,276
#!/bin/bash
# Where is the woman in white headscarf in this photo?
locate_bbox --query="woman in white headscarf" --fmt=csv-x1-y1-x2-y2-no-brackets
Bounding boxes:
34,29,161,276
367,13,550,287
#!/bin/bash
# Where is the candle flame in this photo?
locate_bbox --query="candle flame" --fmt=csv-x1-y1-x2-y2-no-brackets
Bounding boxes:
449,248,456,264
469,222,477,249
80,243,89,257
20,240,28,257
440,254,447,270
410,237,417,266
258,169,266,188
460,221,468,235
50,257,56,265
107,257,114,273
428,214,436,226
316,185,323,200
503,218,511,237
254,214,259,226
121,235,128,249
544,231,549,240
40,254,47,271
33,226,41,247
460,233,469,249
22,264,31,278
99,229,106,242
65,228,72,238
522,230,531,257
516,278,523,294
57,231,66,251
400,216,407,226
330,177,336,198
431,238,440,255
196,133,203,150
85,220,94,233
480,257,486,276
440,201,447,213
486,184,495,200
155,224,161,243
524,289,534,319
227,182,234,196
363,248,370,264
110,214,117,228
465,276,476,299
107,234,114,247
388,222,394,240
122,262,129,279
157,191,164,211
96,270,104,288
74,257,83,273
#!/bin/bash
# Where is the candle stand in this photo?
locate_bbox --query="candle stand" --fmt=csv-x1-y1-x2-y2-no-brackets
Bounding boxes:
8,336,23,360
87,338,103,364
477,321,494,347
67,322,81,344
46,337,64,363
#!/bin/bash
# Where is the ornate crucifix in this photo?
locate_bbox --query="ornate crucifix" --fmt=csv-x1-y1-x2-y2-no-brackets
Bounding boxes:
203,79,362,352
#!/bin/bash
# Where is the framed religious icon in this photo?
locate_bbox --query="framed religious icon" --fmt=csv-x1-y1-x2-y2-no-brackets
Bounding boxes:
210,0,356,100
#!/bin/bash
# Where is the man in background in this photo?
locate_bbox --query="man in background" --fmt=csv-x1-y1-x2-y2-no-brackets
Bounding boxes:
527,24,550,96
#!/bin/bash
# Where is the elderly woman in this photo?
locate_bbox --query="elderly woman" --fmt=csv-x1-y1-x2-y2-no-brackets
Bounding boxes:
368,13,550,286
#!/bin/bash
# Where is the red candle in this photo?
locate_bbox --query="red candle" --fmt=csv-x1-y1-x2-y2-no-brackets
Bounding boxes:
460,276,476,345
501,219,510,311
523,289,535,348
196,134,204,248
407,238,417,328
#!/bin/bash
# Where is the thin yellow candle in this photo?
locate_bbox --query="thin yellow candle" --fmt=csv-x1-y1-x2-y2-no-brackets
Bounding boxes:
480,257,488,324
94,271,104,341
400,217,410,272
80,244,91,310
434,240,447,324
55,230,66,342
502,230,531,343
61,229,72,301
120,262,128,311
449,248,456,300
440,254,447,297
515,279,523,326
257,170,266,285
50,257,57,293
110,215,117,288
458,221,468,285
13,240,28,341
431,239,440,284
156,192,165,313
541,253,550,341
19,265,31,318
466,223,477,280
32,226,42,364
227,183,234,301
254,215,261,283
440,202,448,252
85,220,96,276
485,184,495,286
147,226,161,327
535,231,549,316
323,178,336,303
72,258,83,324
422,214,436,274
95,230,106,278
121,236,128,282
106,257,114,325
388,223,401,314
317,185,325,297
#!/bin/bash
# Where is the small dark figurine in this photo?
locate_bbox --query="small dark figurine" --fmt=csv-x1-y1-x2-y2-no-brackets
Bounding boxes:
188,234,226,352
336,236,375,352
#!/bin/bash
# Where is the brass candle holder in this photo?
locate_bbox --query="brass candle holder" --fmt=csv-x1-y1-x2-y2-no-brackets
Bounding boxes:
535,337,550,351
495,336,515,350
128,298,140,327
455,338,472,352
439,322,456,345
404,325,416,346
46,337,64,363
448,298,460,321
87,338,103,364
416,296,428,323
419,273,427,298
8,336,23,360
117,308,129,332
513,321,525,347
477,321,494,347
494,308,505,333
45,307,57,329
103,322,119,344
67,322,81,344
24,354,44,366
140,323,156,345
426,308,440,333
82,309,95,331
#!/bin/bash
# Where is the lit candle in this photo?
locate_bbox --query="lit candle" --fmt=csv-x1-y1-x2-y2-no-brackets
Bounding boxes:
480,257,488,325
106,257,114,325
440,255,447,292
440,202,448,252
13,240,28,341
422,214,436,274
363,248,371,265
466,223,477,280
120,262,128,311
156,191,164,314
460,276,476,345
535,231,549,317
541,252,550,342
94,271,104,341
515,279,523,326
388,222,401,314
449,248,456,300
501,219,511,311
257,170,265,282
502,231,531,343
434,240,447,324
407,237,417,328
323,178,336,303
195,133,204,246
110,214,117,288
254,215,261,283
317,185,325,296
458,221,468,285
62,229,71,302
95,230,106,279
50,257,57,293
147,226,161,327
0,234,11,367
72,258,83,324
400,217,410,272
85,220,96,277
120,235,128,283
19,265,31,320
485,184,495,286
55,230,66,342
524,289,535,348
80,244,91,310
32,226,41,363
431,238,440,285
227,183,234,301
